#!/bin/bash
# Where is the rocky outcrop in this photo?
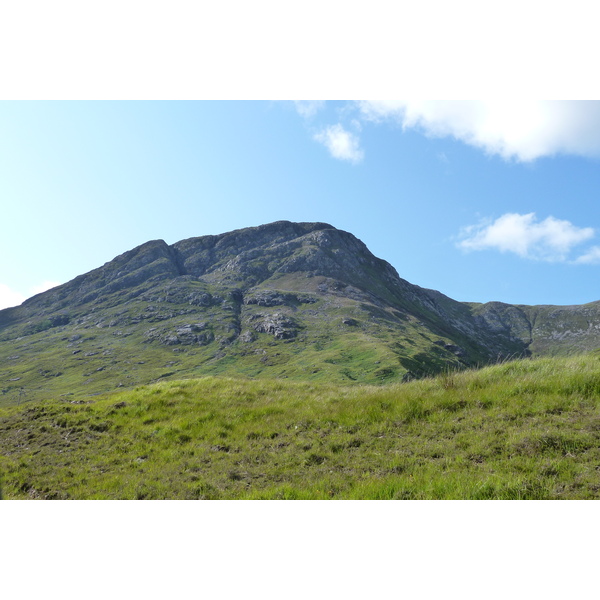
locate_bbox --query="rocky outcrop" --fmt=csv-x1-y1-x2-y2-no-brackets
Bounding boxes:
249,313,299,339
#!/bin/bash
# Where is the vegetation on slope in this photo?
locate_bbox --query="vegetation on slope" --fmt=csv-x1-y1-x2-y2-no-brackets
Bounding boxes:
5,221,600,407
0,295,467,407
2,353,600,499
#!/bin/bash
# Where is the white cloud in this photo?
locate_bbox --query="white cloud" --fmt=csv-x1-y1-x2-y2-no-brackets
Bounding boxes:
358,101,600,162
0,280,62,310
294,101,325,119
0,284,26,310
350,119,362,132
574,246,600,265
313,123,364,164
458,213,595,262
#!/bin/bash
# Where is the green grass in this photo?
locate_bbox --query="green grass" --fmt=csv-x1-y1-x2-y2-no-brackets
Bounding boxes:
2,353,600,499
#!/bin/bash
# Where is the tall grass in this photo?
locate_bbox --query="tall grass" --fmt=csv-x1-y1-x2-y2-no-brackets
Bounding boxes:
2,354,600,499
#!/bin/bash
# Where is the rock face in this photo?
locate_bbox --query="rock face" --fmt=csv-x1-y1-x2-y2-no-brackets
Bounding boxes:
2,220,600,403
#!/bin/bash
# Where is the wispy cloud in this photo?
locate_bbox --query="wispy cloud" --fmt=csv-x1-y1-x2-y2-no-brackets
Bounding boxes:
294,101,325,119
573,246,600,265
358,101,600,162
313,123,364,164
457,213,595,262
0,280,61,310
0,284,26,310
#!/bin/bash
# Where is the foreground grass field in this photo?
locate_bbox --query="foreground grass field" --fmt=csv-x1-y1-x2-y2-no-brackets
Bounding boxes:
2,353,600,499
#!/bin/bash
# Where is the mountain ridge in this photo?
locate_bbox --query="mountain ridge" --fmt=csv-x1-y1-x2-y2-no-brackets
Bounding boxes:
2,220,600,405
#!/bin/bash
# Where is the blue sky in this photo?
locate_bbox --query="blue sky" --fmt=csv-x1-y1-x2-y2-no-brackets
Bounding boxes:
2,100,600,309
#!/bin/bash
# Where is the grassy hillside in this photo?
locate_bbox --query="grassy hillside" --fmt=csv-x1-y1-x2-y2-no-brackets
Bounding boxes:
3,353,600,499
0,292,466,407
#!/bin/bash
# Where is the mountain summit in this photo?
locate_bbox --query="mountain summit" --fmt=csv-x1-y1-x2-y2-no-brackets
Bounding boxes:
2,220,600,404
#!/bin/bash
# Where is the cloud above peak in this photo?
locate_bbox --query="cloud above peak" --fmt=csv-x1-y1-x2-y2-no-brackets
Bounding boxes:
313,123,364,164
457,213,595,262
358,101,600,162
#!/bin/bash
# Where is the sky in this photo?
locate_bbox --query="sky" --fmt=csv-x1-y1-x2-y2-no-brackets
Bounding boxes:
2,100,600,309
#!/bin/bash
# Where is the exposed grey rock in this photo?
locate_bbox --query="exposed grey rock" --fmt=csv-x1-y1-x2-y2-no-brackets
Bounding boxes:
239,330,256,343
186,293,215,306
244,291,287,306
444,344,467,357
145,322,214,346
251,312,298,339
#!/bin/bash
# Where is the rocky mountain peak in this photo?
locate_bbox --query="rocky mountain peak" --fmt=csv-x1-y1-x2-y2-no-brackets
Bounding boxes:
2,220,600,403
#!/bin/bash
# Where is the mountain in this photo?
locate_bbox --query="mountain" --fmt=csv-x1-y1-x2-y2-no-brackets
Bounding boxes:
2,220,600,405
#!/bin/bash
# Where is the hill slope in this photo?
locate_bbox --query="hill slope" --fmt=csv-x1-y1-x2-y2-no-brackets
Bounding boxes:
2,353,600,499
2,220,600,404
